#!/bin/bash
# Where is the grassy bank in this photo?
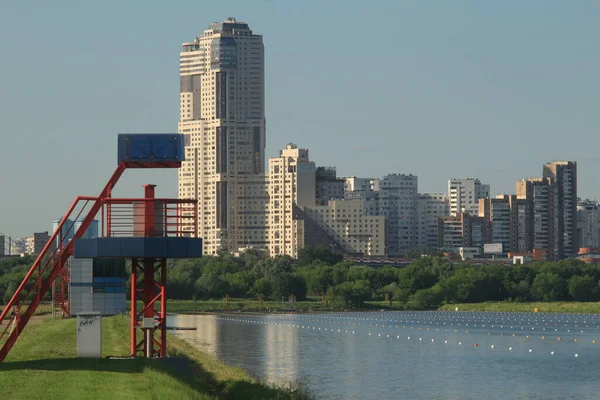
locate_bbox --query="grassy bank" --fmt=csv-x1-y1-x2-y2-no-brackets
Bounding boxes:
0,302,53,316
0,315,310,399
438,302,600,314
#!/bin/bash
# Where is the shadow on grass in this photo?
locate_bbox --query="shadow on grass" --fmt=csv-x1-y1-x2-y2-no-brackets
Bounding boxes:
0,357,311,399
0,357,212,395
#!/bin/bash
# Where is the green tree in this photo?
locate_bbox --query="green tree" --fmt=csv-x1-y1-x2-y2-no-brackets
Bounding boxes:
568,275,599,302
404,250,421,259
407,285,443,309
252,277,273,299
270,273,307,301
531,272,567,301
195,272,230,299
327,280,373,307
2,282,17,304
297,244,343,266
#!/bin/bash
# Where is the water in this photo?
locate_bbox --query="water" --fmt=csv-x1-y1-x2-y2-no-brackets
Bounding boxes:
170,311,600,399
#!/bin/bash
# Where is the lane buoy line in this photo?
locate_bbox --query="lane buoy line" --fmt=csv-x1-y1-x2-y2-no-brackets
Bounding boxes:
220,311,599,334
209,316,583,357
211,315,596,345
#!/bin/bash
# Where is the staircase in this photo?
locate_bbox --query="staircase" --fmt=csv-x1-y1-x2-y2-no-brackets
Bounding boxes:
0,163,126,363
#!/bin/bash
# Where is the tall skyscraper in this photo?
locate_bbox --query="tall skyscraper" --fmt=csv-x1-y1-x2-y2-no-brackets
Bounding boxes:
543,161,578,259
448,178,490,216
516,177,551,253
178,18,267,255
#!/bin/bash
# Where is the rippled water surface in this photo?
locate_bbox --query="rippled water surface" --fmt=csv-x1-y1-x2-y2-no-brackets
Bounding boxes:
170,311,600,400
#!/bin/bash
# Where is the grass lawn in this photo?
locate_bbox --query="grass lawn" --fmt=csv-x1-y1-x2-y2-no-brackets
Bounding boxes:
0,315,310,399
438,302,600,314
0,302,53,316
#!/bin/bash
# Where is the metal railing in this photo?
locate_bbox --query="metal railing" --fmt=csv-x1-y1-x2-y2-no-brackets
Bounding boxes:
101,198,198,238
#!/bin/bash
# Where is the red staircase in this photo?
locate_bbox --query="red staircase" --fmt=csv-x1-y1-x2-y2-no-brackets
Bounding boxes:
0,163,126,362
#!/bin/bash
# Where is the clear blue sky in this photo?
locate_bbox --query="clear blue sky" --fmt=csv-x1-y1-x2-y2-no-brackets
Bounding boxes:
1,0,599,237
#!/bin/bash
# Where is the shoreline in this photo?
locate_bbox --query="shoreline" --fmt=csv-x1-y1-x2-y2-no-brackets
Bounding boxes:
166,300,600,315
0,315,311,399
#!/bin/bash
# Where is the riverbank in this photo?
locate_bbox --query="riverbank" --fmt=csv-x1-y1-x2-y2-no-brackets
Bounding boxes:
163,298,401,314
165,299,600,314
438,302,600,313
0,315,311,399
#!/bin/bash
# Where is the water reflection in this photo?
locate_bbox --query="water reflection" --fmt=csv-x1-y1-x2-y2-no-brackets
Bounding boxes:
264,320,299,384
171,312,600,400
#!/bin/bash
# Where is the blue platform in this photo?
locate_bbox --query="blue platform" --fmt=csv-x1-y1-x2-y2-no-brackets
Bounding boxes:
117,134,185,164
74,237,202,259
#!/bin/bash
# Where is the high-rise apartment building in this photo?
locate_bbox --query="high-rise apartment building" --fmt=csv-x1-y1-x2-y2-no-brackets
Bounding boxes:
52,219,99,248
25,232,52,255
516,177,552,253
577,199,600,249
305,200,386,256
479,195,518,254
267,144,316,257
448,178,490,216
344,174,417,256
10,238,25,256
416,193,449,251
372,174,418,256
316,167,345,206
178,18,266,255
438,213,484,250
543,161,577,259
345,177,373,194
0,236,5,256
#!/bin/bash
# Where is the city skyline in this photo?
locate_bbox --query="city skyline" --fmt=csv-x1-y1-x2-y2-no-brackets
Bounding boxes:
1,1,600,236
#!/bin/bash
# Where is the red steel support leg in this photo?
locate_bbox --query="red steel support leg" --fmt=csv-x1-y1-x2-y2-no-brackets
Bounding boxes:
143,259,155,357
160,259,167,357
144,184,156,357
130,259,137,357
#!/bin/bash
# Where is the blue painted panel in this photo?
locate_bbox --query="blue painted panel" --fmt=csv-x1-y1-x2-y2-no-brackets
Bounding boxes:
117,134,185,164
141,237,168,258
96,238,122,257
75,237,202,258
120,238,145,257
74,239,98,258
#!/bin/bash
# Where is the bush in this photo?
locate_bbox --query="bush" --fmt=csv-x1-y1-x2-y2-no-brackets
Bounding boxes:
407,286,443,309
327,280,373,307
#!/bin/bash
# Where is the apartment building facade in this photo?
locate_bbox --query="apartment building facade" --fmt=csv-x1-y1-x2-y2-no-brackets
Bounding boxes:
304,199,386,256
416,193,449,252
543,161,578,259
267,144,316,257
178,18,267,255
448,178,490,216
577,199,600,249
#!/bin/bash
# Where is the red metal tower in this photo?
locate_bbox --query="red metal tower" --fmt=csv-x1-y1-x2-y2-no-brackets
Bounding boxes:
0,134,200,363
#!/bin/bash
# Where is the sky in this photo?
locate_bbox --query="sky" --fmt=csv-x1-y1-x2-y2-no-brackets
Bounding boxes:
0,0,599,237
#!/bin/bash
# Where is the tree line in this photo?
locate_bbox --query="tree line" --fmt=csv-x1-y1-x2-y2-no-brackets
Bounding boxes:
2,246,600,309
167,246,600,309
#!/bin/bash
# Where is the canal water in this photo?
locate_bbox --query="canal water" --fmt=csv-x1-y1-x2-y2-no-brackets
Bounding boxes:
170,311,600,399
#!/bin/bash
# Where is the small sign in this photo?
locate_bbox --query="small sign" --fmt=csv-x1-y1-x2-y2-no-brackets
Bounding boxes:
484,243,503,254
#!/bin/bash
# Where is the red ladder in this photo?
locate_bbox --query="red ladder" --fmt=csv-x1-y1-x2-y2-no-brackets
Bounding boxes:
0,163,126,363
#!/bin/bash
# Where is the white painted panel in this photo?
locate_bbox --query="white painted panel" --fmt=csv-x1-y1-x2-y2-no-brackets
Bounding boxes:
77,313,102,358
